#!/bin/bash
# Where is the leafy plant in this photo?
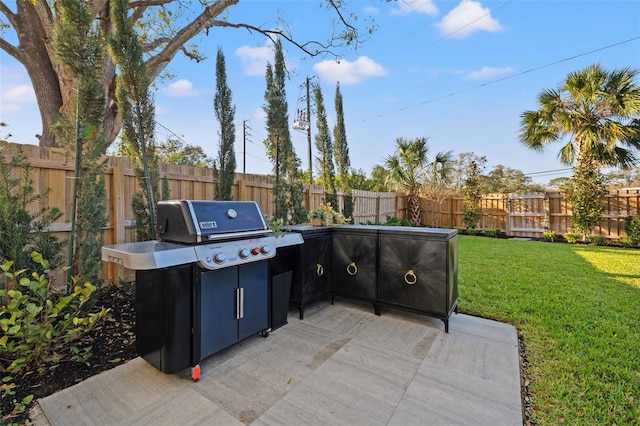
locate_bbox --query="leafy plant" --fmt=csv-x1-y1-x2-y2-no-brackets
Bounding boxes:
483,228,501,238
385,216,412,227
0,252,109,418
624,216,640,241
0,150,64,282
462,206,483,235
619,236,637,248
588,235,608,246
563,233,581,244
542,230,556,242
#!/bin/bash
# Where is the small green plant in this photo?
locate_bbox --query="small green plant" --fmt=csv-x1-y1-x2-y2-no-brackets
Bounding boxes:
543,230,556,242
624,216,640,241
483,228,501,238
619,236,637,248
462,205,483,235
588,235,608,246
563,233,581,244
309,202,350,225
267,217,284,237
385,216,412,227
0,252,109,418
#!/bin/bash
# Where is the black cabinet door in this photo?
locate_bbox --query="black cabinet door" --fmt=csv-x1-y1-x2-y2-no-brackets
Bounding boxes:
298,234,332,305
379,237,448,315
238,261,269,340
200,267,239,358
331,232,377,301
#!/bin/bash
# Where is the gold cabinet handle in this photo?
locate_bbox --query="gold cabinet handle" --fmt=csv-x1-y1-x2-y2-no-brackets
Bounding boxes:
347,261,358,276
316,263,324,276
404,269,417,285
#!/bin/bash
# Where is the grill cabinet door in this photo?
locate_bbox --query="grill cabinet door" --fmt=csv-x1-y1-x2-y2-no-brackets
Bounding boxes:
238,261,269,340
200,267,238,358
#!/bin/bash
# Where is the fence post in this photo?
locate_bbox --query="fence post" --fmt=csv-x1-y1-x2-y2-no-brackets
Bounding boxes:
376,195,381,224
111,157,126,282
236,178,246,201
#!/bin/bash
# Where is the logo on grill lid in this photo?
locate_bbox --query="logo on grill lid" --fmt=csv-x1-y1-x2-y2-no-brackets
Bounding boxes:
199,221,218,229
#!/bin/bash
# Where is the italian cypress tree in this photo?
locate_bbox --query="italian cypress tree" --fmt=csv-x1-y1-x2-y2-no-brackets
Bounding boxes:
333,82,353,219
213,47,236,201
263,40,306,222
53,0,108,284
109,0,161,241
313,84,337,208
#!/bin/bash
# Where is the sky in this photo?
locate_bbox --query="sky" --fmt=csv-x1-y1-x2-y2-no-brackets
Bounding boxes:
1,0,640,184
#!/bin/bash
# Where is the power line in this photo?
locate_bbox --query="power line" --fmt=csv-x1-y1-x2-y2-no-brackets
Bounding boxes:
351,36,640,126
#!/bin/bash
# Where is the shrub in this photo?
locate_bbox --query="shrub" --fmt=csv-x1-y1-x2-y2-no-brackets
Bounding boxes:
543,230,556,242
0,252,109,417
462,205,482,234
483,228,501,238
588,235,608,246
619,236,637,248
385,216,412,227
624,216,640,241
563,233,581,244
0,151,64,280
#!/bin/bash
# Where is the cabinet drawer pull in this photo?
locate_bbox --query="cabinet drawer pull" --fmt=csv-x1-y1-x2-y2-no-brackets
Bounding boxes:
404,269,417,285
347,262,358,276
316,263,324,276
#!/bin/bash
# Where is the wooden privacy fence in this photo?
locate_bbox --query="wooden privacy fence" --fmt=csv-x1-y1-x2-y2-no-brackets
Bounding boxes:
420,190,640,240
1,143,406,281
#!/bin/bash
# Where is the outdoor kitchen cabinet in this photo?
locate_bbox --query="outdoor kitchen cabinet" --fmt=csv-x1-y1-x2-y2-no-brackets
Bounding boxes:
281,226,332,319
198,262,269,358
135,262,269,375
377,227,458,332
331,226,379,313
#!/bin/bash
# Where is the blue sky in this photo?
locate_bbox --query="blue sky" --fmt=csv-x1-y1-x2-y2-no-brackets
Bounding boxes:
1,0,640,184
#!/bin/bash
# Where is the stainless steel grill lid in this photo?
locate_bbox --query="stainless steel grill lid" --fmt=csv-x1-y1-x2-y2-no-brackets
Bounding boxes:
157,200,270,244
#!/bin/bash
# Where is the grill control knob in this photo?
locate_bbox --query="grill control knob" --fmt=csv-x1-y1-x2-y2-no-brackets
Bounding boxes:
261,245,271,255
239,248,250,259
213,253,226,264
251,247,261,256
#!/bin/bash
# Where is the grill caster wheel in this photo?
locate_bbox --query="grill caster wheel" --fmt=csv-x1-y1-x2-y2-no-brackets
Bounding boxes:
261,330,270,338
191,365,201,381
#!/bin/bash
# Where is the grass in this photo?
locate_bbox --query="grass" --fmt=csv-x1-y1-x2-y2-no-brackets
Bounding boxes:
457,236,640,425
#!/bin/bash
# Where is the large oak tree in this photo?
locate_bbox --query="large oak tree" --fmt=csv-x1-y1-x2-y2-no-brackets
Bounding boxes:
1,0,384,147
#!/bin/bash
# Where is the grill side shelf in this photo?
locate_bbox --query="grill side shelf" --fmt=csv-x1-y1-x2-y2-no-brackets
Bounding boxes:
102,241,198,270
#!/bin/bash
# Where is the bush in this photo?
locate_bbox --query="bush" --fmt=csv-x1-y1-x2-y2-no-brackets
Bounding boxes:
483,228,501,238
624,216,640,241
0,151,64,279
385,216,412,227
619,236,637,248
563,233,581,244
0,252,109,417
588,235,608,246
543,230,556,242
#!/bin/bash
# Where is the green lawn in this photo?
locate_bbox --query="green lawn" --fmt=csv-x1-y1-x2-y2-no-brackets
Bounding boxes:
457,236,640,425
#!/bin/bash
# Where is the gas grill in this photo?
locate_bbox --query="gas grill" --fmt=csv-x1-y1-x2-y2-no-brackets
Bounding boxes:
102,200,301,380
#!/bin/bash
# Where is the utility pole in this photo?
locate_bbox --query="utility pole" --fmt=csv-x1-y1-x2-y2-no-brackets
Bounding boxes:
305,77,312,181
243,119,247,178
293,76,316,181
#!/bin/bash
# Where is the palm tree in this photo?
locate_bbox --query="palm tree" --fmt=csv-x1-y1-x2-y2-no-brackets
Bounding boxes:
384,137,452,227
520,63,640,236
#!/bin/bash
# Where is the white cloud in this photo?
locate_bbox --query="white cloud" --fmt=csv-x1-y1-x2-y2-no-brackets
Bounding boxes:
391,0,438,16
164,79,198,97
313,56,388,85
236,44,273,77
465,66,514,80
1,85,37,112
437,1,503,39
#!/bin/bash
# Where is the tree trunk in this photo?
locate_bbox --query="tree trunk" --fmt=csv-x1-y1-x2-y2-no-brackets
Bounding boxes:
407,192,421,227
13,1,62,147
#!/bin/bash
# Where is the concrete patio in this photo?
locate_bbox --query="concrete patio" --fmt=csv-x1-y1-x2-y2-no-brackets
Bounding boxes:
31,299,522,425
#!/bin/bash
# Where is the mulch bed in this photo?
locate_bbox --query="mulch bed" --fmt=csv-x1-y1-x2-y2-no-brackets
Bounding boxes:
1,283,137,424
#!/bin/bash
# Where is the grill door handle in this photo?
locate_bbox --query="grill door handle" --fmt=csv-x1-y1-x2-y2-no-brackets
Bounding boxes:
238,287,244,319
